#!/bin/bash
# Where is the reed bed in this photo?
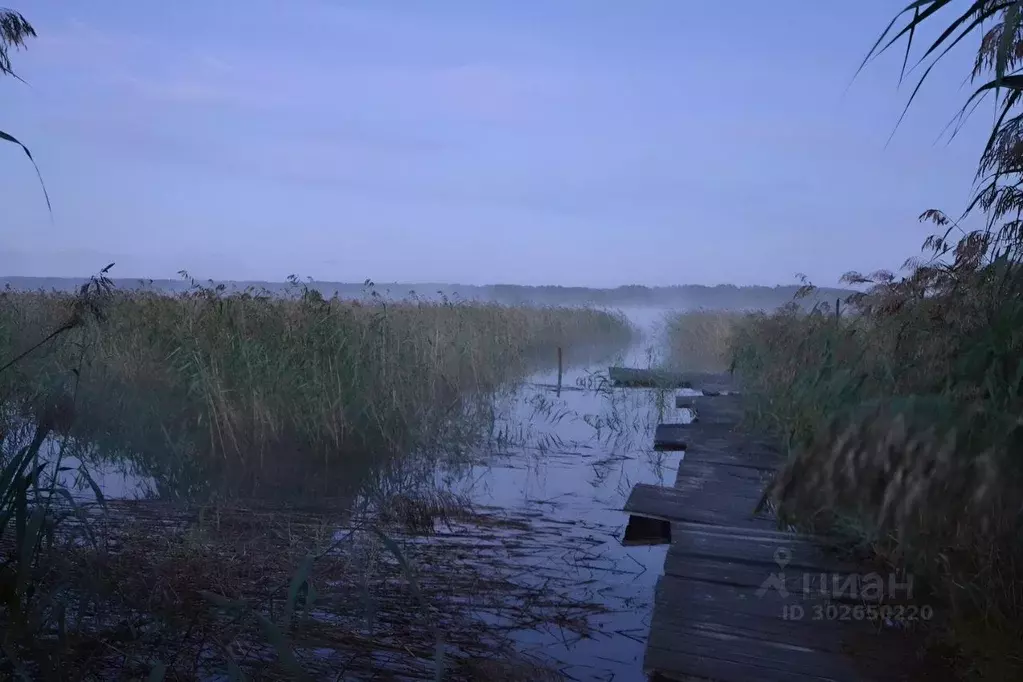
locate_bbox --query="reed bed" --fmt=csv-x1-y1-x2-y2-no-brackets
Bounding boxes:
0,275,633,679
661,309,745,373
0,280,633,499
717,3,1023,675
728,279,1023,678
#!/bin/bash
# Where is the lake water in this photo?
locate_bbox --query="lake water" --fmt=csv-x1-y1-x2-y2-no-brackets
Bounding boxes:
439,307,696,681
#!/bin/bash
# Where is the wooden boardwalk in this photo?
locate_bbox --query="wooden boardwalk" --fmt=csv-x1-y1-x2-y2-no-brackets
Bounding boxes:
624,373,941,682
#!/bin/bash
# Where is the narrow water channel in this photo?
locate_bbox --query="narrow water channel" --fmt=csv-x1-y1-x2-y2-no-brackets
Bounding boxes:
443,308,696,681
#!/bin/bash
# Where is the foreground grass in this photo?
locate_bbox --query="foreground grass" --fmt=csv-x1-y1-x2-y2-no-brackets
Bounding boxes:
0,280,633,499
705,274,1023,679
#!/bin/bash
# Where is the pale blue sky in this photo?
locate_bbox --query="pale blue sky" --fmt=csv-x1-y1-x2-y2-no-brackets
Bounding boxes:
0,1,992,286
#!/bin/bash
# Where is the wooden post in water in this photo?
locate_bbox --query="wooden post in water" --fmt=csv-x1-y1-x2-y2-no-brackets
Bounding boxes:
557,346,563,397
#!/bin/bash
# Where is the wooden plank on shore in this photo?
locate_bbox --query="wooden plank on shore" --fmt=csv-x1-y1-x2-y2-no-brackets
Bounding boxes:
654,423,689,450
646,626,877,682
676,371,740,394
633,372,937,681
646,647,834,682
624,483,776,529
667,524,858,573
646,574,936,681
609,366,694,388
663,553,857,596
675,461,773,484
680,449,777,471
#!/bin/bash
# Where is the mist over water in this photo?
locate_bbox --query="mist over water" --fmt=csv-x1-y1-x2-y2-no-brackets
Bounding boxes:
432,305,696,680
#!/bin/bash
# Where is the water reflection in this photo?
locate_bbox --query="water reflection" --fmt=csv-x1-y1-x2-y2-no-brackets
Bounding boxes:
436,310,693,681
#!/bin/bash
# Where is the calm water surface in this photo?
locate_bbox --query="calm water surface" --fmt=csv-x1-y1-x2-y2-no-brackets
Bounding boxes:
441,308,697,681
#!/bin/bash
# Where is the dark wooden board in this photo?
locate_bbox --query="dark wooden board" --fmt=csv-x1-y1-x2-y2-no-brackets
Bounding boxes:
645,645,846,682
673,371,739,395
609,366,694,388
647,576,936,681
646,628,877,682
667,525,859,573
624,484,776,530
630,377,933,682
654,423,690,450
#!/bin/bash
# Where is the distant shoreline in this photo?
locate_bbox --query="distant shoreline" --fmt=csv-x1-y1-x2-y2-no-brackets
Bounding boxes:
0,276,854,310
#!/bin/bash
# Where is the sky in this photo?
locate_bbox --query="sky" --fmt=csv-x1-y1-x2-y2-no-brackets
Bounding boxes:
0,1,996,287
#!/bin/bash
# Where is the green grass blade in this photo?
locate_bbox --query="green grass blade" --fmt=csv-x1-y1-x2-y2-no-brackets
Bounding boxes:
51,487,99,549
283,554,314,631
252,612,307,679
77,464,107,510
16,505,46,596
372,527,423,604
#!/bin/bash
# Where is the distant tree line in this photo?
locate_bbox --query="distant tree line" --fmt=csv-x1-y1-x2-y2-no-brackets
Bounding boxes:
1,277,852,311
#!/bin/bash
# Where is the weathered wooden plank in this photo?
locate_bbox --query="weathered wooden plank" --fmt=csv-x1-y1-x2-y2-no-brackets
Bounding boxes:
670,479,766,507
680,450,777,472
671,483,765,503
675,371,740,395
652,571,821,619
675,461,772,484
662,553,917,606
624,483,677,518
646,626,875,682
635,369,935,682
654,423,689,450
625,482,777,530
668,525,858,573
609,366,694,388
670,520,803,541
663,553,821,591
648,594,935,680
626,483,761,520
681,392,744,416
645,645,845,682
647,597,875,655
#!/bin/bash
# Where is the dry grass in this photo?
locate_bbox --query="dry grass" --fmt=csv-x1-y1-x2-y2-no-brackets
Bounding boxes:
0,280,633,499
4,497,593,680
663,309,744,372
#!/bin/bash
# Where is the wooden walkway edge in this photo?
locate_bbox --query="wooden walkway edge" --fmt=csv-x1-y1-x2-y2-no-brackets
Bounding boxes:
624,372,938,682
